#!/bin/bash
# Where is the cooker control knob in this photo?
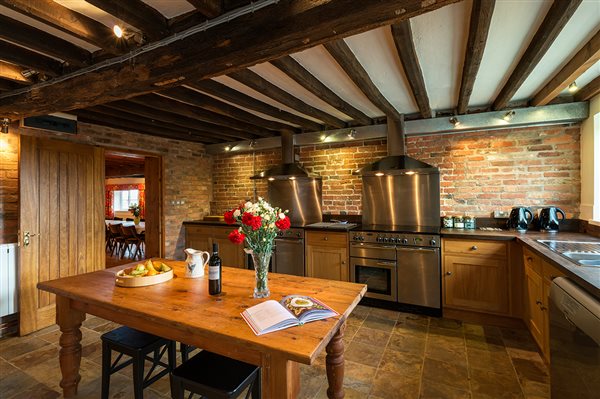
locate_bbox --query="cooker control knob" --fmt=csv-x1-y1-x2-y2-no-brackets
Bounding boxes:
430,239,436,246
376,236,382,242
401,238,408,245
389,237,395,243
360,236,365,241
383,237,389,243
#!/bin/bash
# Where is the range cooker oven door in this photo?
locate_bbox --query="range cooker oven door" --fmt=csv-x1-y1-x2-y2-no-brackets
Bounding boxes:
396,246,441,309
350,256,397,302
272,238,305,276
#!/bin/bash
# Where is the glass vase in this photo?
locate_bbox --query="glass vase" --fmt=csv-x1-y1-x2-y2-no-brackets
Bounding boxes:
251,251,271,298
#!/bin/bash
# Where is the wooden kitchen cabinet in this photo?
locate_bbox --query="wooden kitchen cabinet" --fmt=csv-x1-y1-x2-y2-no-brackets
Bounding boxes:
442,239,509,315
185,224,245,268
305,231,348,281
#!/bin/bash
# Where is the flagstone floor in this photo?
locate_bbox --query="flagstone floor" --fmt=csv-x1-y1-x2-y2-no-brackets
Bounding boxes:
0,305,549,398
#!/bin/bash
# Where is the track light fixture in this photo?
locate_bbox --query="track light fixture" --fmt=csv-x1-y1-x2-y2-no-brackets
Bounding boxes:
249,140,257,149
568,82,578,93
347,129,357,139
503,110,516,121
1,118,9,134
449,117,460,127
113,25,124,38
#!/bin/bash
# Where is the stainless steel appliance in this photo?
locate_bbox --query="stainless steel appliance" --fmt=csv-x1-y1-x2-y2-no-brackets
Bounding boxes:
272,227,305,276
350,229,441,309
549,277,600,398
536,240,600,267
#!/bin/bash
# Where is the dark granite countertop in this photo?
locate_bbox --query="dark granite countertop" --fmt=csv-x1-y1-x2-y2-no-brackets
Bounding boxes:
183,220,227,226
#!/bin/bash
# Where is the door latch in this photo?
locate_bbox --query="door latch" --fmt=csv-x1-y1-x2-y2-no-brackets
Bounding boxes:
23,231,38,247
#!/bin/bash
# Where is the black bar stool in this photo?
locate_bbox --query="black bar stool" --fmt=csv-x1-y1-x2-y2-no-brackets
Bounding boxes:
170,350,261,399
101,326,176,399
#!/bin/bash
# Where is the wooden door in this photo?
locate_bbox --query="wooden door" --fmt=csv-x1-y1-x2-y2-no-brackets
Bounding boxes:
19,137,104,335
443,254,508,314
210,227,245,268
144,156,162,257
185,225,212,253
524,266,544,350
306,245,348,281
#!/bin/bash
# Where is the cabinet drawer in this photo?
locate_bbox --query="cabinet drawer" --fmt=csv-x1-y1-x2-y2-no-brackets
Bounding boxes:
523,248,542,275
306,231,348,247
444,239,507,257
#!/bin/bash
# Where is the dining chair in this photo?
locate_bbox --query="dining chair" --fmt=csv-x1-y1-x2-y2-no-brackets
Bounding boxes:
113,217,123,221
121,225,143,260
126,218,134,221
108,223,125,257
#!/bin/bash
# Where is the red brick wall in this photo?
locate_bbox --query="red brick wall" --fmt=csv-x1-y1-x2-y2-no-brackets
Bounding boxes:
211,125,581,218
0,130,19,244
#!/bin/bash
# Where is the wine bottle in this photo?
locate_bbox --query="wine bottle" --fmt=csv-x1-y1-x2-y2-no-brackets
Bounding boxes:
208,243,222,295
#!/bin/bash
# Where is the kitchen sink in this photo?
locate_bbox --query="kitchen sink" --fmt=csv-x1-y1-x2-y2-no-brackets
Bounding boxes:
536,240,600,267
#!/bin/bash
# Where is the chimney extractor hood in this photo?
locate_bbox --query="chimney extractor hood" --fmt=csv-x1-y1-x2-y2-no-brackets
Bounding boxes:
357,118,439,176
251,130,319,180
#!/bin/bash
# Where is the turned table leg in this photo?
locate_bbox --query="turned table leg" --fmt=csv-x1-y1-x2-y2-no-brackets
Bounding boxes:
56,296,86,397
326,322,346,399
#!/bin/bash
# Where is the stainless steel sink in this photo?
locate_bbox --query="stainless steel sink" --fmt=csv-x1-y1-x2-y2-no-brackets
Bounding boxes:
536,240,600,267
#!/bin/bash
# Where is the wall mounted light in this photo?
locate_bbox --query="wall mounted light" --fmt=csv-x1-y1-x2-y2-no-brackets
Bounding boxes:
449,117,460,127
267,177,275,181
347,129,357,139
224,145,232,152
289,176,296,180
113,25,124,38
375,172,385,177
568,82,578,93
320,134,327,142
503,110,516,121
249,140,257,149
1,118,9,134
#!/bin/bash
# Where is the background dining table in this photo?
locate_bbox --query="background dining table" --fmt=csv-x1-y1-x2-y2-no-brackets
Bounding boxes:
105,219,145,234
38,259,366,398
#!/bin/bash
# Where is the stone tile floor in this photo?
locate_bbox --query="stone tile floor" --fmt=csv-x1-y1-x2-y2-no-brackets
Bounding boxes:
0,305,549,398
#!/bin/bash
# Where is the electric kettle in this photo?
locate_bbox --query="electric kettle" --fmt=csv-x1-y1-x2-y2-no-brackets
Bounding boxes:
507,207,533,232
539,207,565,232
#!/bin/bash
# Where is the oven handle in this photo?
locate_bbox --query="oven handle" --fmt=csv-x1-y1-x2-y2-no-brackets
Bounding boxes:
376,261,396,267
351,243,396,251
396,247,439,253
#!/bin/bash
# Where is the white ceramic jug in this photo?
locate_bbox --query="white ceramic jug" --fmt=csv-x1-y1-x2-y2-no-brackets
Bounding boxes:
184,248,210,278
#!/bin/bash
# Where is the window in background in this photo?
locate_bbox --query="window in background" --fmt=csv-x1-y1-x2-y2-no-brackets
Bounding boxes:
113,190,139,212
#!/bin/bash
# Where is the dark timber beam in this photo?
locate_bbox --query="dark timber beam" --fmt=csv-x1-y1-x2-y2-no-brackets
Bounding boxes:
492,0,582,110
575,75,600,102
456,0,495,114
0,77,26,92
161,86,298,132
188,80,322,131
532,29,600,106
391,21,432,118
0,0,459,118
0,40,64,76
229,69,346,128
75,108,222,143
0,0,123,55
325,40,403,121
84,0,167,41
0,14,91,67
0,61,31,84
124,94,274,138
271,56,372,125
187,0,222,18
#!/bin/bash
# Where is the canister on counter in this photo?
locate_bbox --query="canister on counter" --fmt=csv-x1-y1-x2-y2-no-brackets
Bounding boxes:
443,215,454,228
464,215,476,229
453,215,464,229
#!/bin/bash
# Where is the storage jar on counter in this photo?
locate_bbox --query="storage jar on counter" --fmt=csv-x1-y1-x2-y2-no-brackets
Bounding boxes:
443,216,454,228
464,216,476,229
453,216,464,229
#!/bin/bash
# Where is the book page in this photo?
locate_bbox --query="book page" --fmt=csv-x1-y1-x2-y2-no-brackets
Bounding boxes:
242,300,297,334
280,295,338,324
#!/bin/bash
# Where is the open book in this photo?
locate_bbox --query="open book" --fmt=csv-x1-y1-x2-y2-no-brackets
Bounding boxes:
241,295,338,336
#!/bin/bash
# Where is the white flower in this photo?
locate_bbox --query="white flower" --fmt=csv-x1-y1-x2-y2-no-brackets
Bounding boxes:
264,214,271,221
278,213,285,219
244,201,253,209
269,223,275,228
233,209,241,217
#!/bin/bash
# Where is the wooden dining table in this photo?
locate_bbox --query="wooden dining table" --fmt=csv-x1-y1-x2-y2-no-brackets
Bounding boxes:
38,259,366,398
105,220,145,234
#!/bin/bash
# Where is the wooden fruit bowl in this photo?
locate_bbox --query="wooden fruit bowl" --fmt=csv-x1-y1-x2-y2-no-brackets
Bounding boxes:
115,264,173,287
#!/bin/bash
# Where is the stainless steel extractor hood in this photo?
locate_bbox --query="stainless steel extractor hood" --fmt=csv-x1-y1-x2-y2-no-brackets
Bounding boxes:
357,118,438,176
250,130,316,179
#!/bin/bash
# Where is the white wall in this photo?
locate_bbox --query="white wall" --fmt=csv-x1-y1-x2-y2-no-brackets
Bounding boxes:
580,94,600,221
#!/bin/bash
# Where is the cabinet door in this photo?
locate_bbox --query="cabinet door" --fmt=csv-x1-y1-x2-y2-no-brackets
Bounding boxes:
524,266,545,350
306,245,348,281
185,226,212,253
443,255,509,314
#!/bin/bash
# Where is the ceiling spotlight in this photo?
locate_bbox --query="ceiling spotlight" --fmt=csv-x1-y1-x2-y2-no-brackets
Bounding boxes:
568,82,578,93
449,117,460,127
224,145,231,152
289,176,296,180
249,140,257,149
1,118,9,134
113,25,124,38
347,129,357,139
375,172,385,177
503,110,516,121
267,177,275,181
20,69,38,79
320,134,327,142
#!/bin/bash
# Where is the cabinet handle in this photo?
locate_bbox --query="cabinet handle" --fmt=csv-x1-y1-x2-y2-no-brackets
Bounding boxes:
341,261,345,265
324,237,328,241
446,271,453,276
536,300,542,305
527,257,533,263
471,245,477,250
540,306,547,311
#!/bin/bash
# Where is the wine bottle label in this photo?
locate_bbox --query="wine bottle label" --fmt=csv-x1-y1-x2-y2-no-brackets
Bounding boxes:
209,266,220,280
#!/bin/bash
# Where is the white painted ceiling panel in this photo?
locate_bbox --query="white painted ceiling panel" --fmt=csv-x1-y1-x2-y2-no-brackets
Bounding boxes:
142,0,195,18
469,0,552,107
54,0,134,30
249,62,353,121
410,0,470,111
212,76,324,124
343,27,418,116
291,46,383,118
513,0,600,101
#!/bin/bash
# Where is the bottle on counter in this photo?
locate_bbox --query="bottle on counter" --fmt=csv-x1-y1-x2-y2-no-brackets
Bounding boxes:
208,243,222,295
443,215,454,228
453,216,464,229
464,215,476,229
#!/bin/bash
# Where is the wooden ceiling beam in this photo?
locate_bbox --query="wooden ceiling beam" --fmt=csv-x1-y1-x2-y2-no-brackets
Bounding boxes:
456,0,495,114
189,80,323,131
161,86,298,132
575,75,600,102
0,77,26,92
229,69,346,128
492,0,583,110
325,40,403,121
0,0,123,55
84,0,167,41
0,0,460,118
270,56,372,125
187,0,222,18
0,14,91,67
118,95,272,139
75,108,222,144
0,61,31,83
391,21,432,118
0,40,64,77
532,29,600,106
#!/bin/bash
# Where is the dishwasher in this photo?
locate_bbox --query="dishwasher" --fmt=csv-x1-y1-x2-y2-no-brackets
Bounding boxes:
549,277,600,398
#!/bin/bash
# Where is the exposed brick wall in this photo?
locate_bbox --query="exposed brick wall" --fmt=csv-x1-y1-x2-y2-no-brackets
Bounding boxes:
0,130,19,244
15,123,211,259
211,125,581,218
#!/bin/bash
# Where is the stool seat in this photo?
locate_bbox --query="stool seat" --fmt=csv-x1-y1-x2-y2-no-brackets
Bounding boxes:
170,350,260,399
102,326,165,349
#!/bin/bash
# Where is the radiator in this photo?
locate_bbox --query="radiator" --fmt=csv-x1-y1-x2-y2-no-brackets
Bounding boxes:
0,243,18,317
